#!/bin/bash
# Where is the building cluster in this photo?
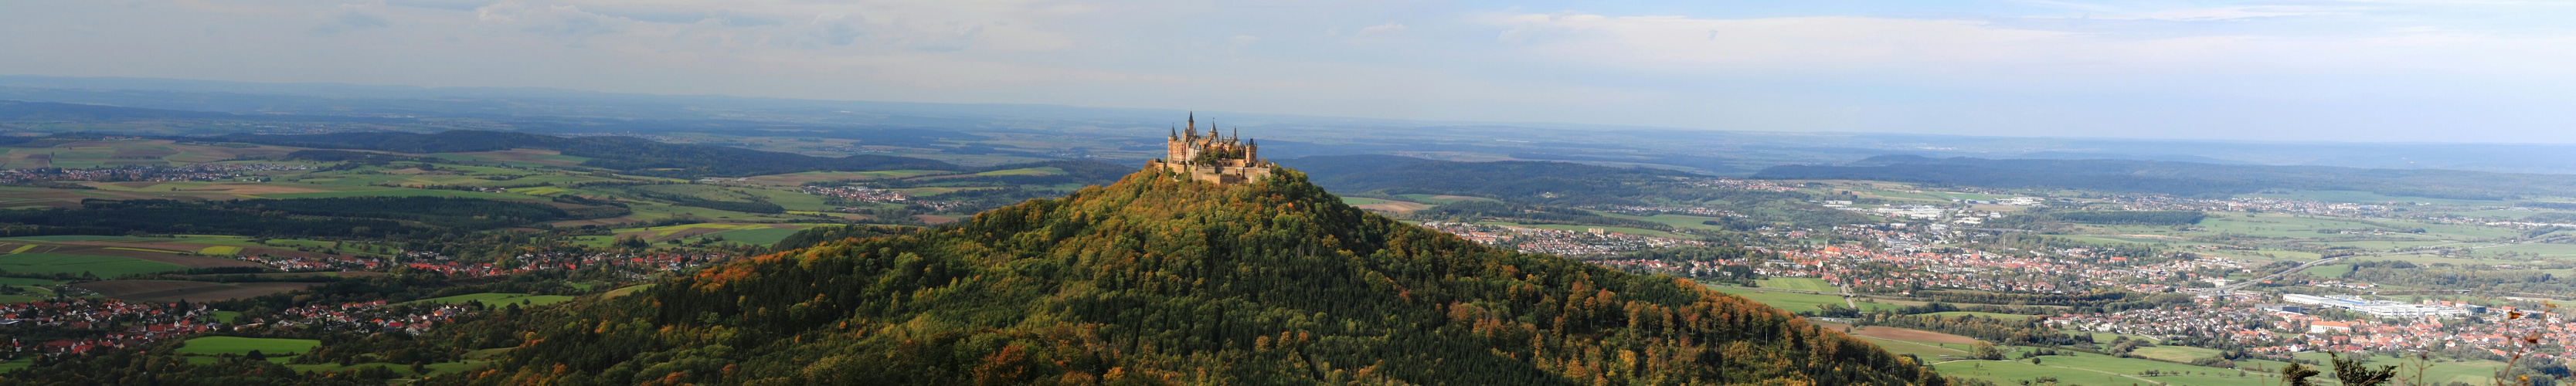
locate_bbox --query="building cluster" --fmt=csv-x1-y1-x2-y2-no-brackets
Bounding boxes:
804,185,962,211
2048,300,2278,345
233,252,387,272
253,300,472,334
0,163,309,184
1599,205,1738,217
0,299,217,357
1687,178,1798,192
1414,222,1706,256
509,251,735,275
2107,195,2394,217
2044,293,2571,359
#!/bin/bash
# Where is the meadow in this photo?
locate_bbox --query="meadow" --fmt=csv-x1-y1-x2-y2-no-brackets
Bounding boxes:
178,337,323,357
1704,285,1905,313
1754,277,1837,293
0,252,186,277
406,293,576,306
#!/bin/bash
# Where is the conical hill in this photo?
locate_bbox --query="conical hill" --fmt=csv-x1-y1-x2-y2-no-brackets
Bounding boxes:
457,168,1947,385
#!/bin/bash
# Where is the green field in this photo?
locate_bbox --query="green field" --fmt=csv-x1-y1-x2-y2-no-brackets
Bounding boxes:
2284,352,2504,385
177,337,322,357
974,167,1065,176
2299,264,2355,278
0,252,187,277
1396,194,1497,204
1755,277,1837,293
1922,311,2034,320
0,277,59,286
1597,212,1738,232
718,227,804,246
1705,285,1900,313
0,357,29,373
1341,197,1393,205
0,235,131,242
406,293,575,306
2127,346,2223,363
1856,336,1969,359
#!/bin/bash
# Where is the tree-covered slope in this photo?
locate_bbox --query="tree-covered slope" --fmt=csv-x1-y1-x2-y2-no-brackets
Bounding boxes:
443,168,1945,385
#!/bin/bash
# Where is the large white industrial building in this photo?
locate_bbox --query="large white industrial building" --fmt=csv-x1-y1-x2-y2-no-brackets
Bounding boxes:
2282,293,2473,318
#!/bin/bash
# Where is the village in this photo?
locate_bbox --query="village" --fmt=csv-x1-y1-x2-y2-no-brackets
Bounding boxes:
0,163,310,184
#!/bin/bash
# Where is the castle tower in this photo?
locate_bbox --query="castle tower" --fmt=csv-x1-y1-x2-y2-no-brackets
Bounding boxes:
1145,113,1273,185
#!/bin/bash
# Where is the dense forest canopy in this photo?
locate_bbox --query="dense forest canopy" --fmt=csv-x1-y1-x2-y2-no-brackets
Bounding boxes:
440,168,1947,385
1754,155,2576,200
205,130,958,178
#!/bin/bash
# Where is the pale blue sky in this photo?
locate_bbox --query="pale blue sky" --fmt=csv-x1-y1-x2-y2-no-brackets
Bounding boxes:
3,1,2572,142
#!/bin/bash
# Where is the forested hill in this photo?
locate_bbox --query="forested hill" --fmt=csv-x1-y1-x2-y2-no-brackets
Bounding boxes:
1754,154,2576,200
205,130,957,178
439,168,1948,385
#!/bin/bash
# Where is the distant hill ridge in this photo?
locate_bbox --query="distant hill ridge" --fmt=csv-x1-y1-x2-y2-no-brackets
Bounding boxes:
1756,154,2576,200
444,167,1947,384
207,130,958,178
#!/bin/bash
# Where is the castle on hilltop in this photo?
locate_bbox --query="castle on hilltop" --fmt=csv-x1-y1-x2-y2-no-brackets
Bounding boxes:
1147,113,1273,185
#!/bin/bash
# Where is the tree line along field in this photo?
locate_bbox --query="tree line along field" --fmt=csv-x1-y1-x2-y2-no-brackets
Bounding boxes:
403,292,574,306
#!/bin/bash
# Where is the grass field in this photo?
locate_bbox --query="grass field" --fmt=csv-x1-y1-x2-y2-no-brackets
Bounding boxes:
974,167,1064,176
0,357,29,373
0,277,59,286
406,293,576,306
1857,336,1969,359
178,337,322,357
1705,285,1902,312
2284,352,2504,385
0,252,187,277
1922,311,2034,320
1341,197,1392,205
1755,277,1838,293
1396,194,1497,204
603,284,654,298
2300,263,2355,278
2127,346,2223,362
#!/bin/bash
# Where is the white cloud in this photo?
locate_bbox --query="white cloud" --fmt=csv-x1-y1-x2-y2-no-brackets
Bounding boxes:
1488,14,2087,69
476,2,627,37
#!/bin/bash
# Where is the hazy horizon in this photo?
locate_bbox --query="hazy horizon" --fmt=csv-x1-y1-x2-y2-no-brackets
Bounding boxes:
8,1,2576,143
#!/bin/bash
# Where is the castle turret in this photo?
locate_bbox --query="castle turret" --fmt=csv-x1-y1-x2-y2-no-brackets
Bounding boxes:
1147,113,1272,185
